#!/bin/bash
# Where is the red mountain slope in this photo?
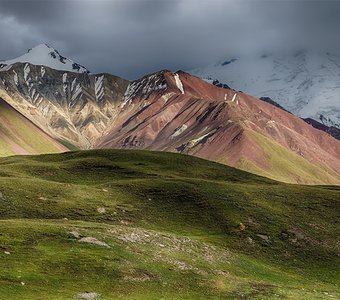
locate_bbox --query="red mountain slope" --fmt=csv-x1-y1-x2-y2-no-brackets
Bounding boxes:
97,71,340,185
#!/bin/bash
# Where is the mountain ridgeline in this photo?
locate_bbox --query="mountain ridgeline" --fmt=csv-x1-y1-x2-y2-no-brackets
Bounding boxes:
0,44,340,185
190,50,340,129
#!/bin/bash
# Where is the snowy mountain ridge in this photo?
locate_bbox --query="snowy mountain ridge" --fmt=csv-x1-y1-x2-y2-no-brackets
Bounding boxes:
0,44,89,74
190,50,340,128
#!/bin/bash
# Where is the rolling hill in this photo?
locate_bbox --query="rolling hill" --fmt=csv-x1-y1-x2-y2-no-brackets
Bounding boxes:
0,149,339,299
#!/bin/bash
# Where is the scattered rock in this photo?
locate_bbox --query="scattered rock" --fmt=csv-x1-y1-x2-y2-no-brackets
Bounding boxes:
38,196,47,201
280,232,289,239
4,251,10,255
79,237,110,248
97,207,106,214
70,231,81,238
123,269,154,282
102,189,108,192
20,282,25,286
239,223,246,231
75,292,100,300
257,234,270,242
246,237,255,245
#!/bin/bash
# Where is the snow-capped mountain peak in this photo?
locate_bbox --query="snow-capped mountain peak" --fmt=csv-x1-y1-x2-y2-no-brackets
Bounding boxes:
190,50,340,128
0,43,89,73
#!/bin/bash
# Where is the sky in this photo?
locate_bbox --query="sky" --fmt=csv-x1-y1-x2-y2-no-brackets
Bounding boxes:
0,0,339,79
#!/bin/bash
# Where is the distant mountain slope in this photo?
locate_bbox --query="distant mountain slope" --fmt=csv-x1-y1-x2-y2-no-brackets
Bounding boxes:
97,70,340,185
0,44,89,73
190,51,340,128
304,117,340,141
0,98,67,156
0,149,339,299
0,45,339,184
0,62,129,148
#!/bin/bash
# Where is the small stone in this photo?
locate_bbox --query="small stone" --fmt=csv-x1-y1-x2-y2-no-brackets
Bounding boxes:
246,237,254,245
79,237,110,248
280,232,289,239
102,189,108,192
76,292,100,300
97,207,106,214
4,251,10,255
70,231,81,238
257,234,270,241
21,282,25,286
239,223,246,231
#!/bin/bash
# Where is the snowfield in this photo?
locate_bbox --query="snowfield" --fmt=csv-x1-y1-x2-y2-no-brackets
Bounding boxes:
190,50,340,128
0,44,89,74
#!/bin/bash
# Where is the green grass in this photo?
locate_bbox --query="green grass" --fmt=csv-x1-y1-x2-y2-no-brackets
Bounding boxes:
0,98,65,156
236,129,340,185
0,149,339,299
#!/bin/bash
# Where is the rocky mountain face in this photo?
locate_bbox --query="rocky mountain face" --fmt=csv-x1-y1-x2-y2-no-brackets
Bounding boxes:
0,61,128,148
303,118,340,141
0,45,339,184
97,70,340,185
0,97,67,156
190,50,340,129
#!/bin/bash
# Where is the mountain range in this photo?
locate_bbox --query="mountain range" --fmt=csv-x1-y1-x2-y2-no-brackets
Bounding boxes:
0,44,339,185
190,50,340,129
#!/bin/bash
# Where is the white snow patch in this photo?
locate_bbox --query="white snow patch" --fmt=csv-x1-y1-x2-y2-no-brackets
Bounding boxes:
171,124,188,137
0,44,89,73
62,73,67,83
122,73,167,107
174,73,184,94
71,78,77,92
23,64,30,82
13,70,18,85
95,75,105,102
191,129,217,145
70,83,82,103
231,93,237,102
62,73,68,93
40,66,45,78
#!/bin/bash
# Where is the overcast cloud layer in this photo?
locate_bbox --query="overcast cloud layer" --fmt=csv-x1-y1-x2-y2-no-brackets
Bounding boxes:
0,0,339,79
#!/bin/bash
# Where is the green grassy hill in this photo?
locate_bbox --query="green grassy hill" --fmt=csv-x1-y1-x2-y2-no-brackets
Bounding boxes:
0,149,339,299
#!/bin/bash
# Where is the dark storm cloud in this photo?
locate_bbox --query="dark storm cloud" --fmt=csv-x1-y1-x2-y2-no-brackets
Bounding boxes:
0,0,339,79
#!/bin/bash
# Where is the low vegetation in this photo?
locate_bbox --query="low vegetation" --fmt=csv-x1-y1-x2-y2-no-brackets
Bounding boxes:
0,149,338,299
